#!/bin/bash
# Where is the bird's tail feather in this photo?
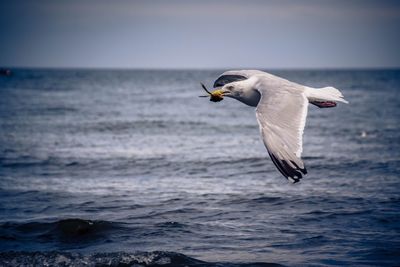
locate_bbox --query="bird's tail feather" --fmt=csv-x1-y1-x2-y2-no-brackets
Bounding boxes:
305,86,348,108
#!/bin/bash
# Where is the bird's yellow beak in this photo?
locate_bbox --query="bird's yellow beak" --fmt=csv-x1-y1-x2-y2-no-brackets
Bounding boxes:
199,83,224,102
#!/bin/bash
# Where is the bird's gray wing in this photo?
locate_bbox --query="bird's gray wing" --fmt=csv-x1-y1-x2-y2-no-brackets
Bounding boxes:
213,70,266,88
253,75,308,183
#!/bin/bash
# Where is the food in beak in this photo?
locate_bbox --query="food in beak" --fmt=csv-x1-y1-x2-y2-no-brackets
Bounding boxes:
199,83,224,102
209,89,224,102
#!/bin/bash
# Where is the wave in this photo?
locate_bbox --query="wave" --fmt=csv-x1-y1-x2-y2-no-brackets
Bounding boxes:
0,219,125,244
0,251,286,267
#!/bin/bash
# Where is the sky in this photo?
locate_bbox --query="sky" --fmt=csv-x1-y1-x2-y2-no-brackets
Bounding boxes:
0,0,399,69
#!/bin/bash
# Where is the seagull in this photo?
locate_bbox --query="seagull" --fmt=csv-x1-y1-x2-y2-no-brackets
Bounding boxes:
200,70,348,183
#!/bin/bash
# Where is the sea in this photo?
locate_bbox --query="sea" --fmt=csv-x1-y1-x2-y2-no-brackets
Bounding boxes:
0,69,399,266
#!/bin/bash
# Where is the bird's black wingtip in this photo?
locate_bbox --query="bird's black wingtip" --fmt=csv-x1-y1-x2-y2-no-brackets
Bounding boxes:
268,152,307,184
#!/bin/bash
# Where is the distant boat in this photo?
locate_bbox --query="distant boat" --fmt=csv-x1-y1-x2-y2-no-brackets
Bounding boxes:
0,69,12,76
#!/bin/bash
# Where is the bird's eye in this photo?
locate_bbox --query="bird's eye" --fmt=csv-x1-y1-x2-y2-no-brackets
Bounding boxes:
227,86,234,90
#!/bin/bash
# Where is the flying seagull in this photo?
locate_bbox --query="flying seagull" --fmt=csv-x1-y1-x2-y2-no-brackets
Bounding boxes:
200,70,348,183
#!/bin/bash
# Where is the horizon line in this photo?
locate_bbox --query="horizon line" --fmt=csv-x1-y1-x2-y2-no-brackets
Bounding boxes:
2,66,400,71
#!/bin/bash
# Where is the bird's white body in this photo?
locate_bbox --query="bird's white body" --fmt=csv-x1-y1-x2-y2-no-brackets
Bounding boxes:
211,70,348,183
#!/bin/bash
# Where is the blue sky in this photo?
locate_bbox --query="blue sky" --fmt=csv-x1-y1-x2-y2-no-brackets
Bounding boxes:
1,0,399,69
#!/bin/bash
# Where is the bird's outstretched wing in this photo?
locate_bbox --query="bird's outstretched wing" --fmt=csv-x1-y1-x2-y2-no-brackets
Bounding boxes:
213,70,265,88
253,74,308,183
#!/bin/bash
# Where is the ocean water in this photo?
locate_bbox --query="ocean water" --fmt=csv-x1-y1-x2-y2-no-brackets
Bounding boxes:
0,69,399,266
